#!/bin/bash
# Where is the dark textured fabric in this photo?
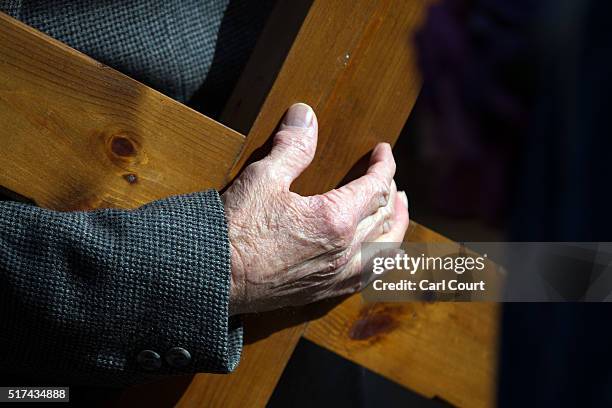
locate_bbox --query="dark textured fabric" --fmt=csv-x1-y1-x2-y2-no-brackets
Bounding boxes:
0,190,242,386
188,0,278,119
0,0,229,102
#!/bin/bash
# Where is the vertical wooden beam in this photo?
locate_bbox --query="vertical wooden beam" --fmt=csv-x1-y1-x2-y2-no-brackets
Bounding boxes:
178,1,431,407
227,0,427,195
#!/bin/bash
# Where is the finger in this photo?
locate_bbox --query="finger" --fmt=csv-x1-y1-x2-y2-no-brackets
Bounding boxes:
375,190,410,243
326,188,407,296
266,103,319,189
323,142,396,221
352,180,398,244
346,187,406,285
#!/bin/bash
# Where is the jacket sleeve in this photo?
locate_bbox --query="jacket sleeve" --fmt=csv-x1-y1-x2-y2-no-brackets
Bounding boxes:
0,190,243,386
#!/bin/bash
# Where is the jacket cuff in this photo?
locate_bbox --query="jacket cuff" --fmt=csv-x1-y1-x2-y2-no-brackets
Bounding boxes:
124,190,243,376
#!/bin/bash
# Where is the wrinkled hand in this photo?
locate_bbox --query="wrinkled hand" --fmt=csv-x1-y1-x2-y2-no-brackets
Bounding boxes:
222,103,409,315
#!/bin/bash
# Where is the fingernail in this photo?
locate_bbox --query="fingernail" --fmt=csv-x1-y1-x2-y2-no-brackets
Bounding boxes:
283,103,313,128
400,191,409,210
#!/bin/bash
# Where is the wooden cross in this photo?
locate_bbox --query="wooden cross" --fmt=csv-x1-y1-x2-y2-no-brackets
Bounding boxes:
0,1,498,407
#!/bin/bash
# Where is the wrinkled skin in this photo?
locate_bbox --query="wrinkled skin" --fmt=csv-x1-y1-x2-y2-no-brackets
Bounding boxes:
222,103,409,315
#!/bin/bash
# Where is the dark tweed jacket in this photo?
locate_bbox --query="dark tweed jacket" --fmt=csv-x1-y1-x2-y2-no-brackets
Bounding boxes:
0,0,243,386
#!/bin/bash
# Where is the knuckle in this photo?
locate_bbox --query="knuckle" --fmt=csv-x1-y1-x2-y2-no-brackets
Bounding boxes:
369,174,389,197
326,213,355,246
380,199,393,217
312,195,356,246
367,178,389,208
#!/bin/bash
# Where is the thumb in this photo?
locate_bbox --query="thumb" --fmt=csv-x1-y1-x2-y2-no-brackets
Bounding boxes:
267,103,318,188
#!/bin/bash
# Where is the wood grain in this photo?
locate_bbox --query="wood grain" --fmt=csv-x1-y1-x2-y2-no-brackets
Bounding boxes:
0,12,244,211
305,300,499,408
175,318,305,408
218,0,312,135
304,222,501,408
225,0,427,195
232,5,499,406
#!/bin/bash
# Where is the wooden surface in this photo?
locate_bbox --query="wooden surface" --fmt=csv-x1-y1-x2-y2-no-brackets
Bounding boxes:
225,0,426,194
174,320,305,408
305,300,499,408
0,11,302,408
0,3,499,408
0,12,244,211
304,222,501,408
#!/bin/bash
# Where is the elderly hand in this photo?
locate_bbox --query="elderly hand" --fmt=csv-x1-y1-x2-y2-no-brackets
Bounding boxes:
222,103,409,315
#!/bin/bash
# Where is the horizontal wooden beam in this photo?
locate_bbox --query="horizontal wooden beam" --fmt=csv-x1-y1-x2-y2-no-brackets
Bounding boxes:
0,12,244,211
304,221,500,408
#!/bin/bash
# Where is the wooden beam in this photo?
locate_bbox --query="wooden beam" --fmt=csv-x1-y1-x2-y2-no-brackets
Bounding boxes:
219,0,313,136
226,0,426,195
178,1,459,407
0,12,244,211
304,222,501,408
174,322,305,407
305,301,499,408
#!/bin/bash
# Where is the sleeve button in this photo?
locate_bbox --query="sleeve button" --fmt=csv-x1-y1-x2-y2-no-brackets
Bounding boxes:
136,350,162,370
165,347,191,368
